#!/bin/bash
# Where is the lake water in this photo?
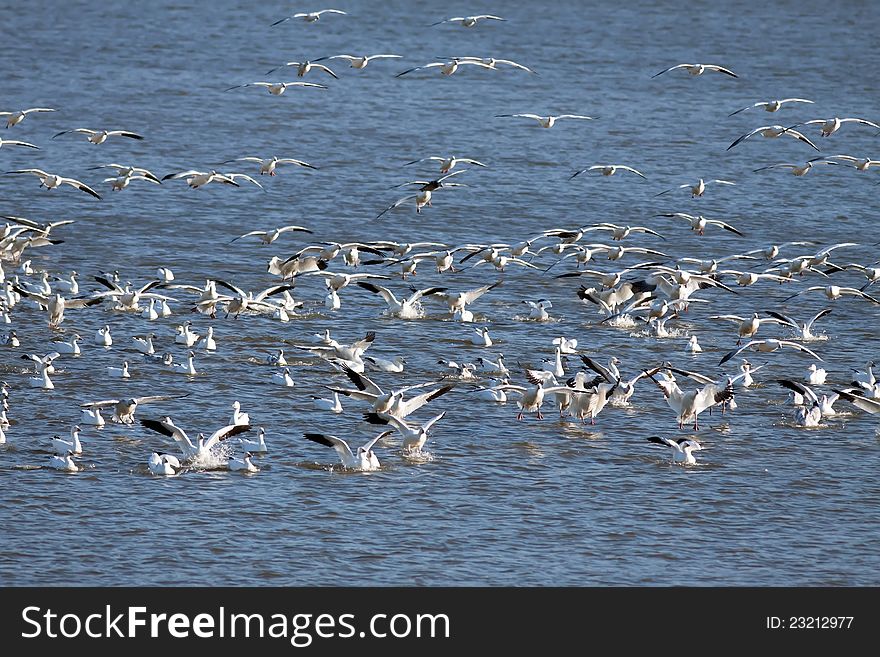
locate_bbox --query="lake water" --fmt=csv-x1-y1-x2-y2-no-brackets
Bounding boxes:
1,0,879,586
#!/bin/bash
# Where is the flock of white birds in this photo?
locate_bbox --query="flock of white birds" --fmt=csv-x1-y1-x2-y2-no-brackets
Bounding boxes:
2,7,880,478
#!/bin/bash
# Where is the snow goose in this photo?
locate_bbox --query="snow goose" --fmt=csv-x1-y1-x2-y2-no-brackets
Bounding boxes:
495,113,597,128
729,98,814,116
271,367,295,386
53,334,82,355
656,179,736,198
708,312,787,342
523,299,553,321
314,54,401,70
53,128,144,144
355,282,447,319
52,426,82,455
471,326,493,347
363,410,446,454
326,364,453,419
170,351,197,375
833,388,880,416
265,60,339,78
396,58,493,78
108,172,159,191
805,363,827,386
228,452,259,472
222,156,317,176
0,107,56,128
656,212,745,236
230,400,250,426
231,225,313,246
827,155,880,171
92,275,164,311
272,9,347,25
312,392,344,413
718,339,823,366
148,452,181,476
405,155,487,173
162,170,239,189
433,281,501,317
140,417,251,462
432,15,506,27
570,164,645,180
652,63,737,78
89,163,161,183
4,168,101,198
783,284,880,305
303,431,391,472
790,116,880,138
81,394,185,425
81,406,105,426
363,355,406,372
95,324,113,347
646,436,702,464
0,137,39,150
648,368,734,430
686,335,702,353
777,380,823,426
49,452,80,472
476,354,509,377
107,361,130,378
29,364,54,390
753,158,838,176
497,370,574,420
141,298,159,320
50,271,78,295
11,288,102,327
174,322,199,347
726,125,819,151
199,326,216,351
236,427,267,453
265,349,287,366
224,81,327,94
131,333,156,354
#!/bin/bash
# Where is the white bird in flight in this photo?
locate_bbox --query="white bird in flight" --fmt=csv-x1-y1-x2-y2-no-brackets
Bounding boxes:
656,178,736,198
651,63,738,78
789,116,880,138
396,58,493,78
727,125,819,151
0,137,39,150
272,9,347,25
728,98,814,117
570,164,646,180
265,60,339,78
405,155,487,174
5,169,102,199
52,128,144,144
303,431,391,471
230,224,312,245
496,113,597,128
431,15,506,27
221,156,317,176
225,81,327,94
0,107,56,129
314,54,402,70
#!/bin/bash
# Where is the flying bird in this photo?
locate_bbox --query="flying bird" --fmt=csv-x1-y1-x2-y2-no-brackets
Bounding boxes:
5,169,101,199
52,128,144,144
431,15,506,27
0,107,56,129
728,98,814,117
272,9,347,25
495,113,597,128
652,63,737,78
